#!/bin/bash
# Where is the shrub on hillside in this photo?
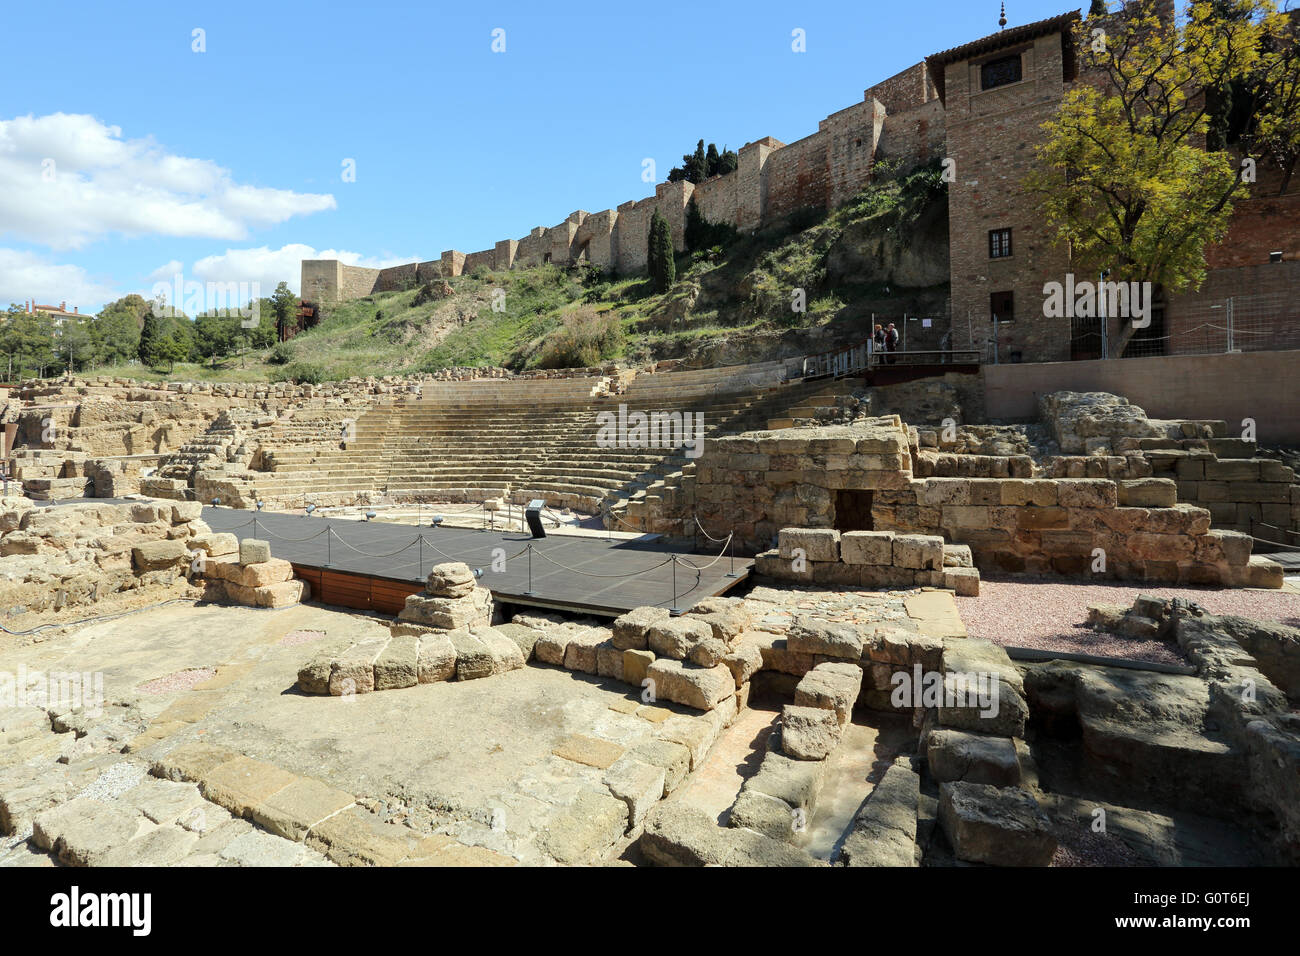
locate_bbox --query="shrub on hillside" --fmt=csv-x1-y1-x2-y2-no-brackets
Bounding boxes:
268,342,294,365
272,362,326,385
536,308,623,369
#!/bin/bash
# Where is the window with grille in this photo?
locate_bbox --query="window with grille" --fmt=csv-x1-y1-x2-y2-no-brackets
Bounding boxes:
989,228,1013,259
981,54,1023,90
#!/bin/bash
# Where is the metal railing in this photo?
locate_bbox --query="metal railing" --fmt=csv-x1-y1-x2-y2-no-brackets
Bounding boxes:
801,339,982,378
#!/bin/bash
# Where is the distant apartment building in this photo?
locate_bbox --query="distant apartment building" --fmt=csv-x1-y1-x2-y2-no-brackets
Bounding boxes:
19,300,85,334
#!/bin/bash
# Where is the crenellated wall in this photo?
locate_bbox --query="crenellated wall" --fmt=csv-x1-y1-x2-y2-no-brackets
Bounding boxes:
302,69,943,303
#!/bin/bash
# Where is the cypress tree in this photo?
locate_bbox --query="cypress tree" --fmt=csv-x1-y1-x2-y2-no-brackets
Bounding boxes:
647,210,676,292
1089,0,1107,17
684,197,708,252
137,309,163,366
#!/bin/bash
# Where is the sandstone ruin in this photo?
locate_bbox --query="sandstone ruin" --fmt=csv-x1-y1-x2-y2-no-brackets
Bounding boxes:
0,354,1296,872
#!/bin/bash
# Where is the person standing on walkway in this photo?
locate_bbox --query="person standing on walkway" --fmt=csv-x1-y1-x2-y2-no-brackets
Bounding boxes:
885,323,899,364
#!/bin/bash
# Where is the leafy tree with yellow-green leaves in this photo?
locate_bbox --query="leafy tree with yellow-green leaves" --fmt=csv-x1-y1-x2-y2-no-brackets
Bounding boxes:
1028,0,1288,357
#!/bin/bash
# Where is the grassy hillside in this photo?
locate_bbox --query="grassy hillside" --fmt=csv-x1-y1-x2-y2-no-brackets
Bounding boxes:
90,161,950,384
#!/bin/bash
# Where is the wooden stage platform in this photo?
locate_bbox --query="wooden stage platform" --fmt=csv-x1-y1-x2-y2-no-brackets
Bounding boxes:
201,508,752,617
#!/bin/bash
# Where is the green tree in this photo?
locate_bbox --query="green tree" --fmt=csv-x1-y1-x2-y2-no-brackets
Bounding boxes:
270,281,297,342
1244,11,1300,194
647,209,676,292
1089,0,1109,16
1027,0,1270,357
137,309,165,366
59,316,94,373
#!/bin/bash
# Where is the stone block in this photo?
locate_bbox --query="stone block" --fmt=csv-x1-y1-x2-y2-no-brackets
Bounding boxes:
841,530,895,566
449,631,494,680
552,733,625,769
926,729,1021,786
646,659,734,711
794,662,863,725
416,634,456,683
373,635,419,691
938,782,1056,866
780,704,843,760
476,627,527,674
563,626,609,674
1118,478,1177,508
199,757,298,819
132,538,188,572
838,758,919,867
239,538,272,565
623,649,655,688
785,616,863,660
647,617,713,661
892,534,944,571
778,527,841,563
611,605,670,650
604,757,666,828
251,777,355,842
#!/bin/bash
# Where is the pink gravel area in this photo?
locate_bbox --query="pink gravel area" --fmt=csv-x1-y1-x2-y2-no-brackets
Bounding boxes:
957,576,1300,666
280,629,326,647
1051,828,1143,867
136,667,218,696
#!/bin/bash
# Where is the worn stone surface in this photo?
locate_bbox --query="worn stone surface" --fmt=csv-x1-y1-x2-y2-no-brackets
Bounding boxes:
938,781,1056,867
780,704,843,760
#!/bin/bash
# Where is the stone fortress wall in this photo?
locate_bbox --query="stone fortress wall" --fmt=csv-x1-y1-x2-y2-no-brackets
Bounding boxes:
301,63,946,304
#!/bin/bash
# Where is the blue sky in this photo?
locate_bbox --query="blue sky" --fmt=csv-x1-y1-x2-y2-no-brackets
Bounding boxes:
0,0,1077,313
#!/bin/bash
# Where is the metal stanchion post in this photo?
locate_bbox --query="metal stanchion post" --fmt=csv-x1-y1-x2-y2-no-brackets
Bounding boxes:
525,543,534,596
418,535,423,579
670,556,682,616
726,533,739,578
325,527,332,568
252,514,258,539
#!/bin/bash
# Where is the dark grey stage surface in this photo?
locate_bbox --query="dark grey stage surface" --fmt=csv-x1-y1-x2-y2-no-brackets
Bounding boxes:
201,507,751,616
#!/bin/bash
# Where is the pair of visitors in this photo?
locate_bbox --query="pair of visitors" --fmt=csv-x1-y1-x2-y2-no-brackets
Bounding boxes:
884,323,899,364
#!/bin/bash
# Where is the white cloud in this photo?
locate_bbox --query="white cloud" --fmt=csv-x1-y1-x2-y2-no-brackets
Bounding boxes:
0,113,337,250
154,244,420,297
0,248,119,312
145,259,184,283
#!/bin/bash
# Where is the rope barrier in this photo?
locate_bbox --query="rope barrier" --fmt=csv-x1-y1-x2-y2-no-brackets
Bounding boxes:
530,545,676,578
326,532,422,559
693,514,729,543
675,532,734,571
257,524,333,543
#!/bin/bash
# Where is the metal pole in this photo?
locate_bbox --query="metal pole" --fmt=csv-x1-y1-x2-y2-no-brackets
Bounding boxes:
252,514,258,539
419,535,423,579
670,556,681,615
1099,271,1108,360
326,526,331,568
726,533,739,578
1227,297,1234,352
525,543,533,596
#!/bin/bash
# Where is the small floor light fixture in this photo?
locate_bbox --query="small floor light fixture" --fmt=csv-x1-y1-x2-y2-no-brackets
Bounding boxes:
305,503,317,516
211,497,221,508
432,515,444,528
365,510,377,521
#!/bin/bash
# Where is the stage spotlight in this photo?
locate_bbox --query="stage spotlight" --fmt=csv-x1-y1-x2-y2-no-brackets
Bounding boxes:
525,499,547,539
433,515,444,528
211,498,221,507
365,511,377,521
305,504,317,516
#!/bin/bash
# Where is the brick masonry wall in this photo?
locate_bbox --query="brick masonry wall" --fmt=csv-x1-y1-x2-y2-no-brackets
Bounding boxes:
945,32,1073,364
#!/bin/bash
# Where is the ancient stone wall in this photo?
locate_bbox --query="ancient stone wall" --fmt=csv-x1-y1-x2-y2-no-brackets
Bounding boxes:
303,69,942,301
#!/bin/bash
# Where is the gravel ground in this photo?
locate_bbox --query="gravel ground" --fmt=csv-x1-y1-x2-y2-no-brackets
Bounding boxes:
279,629,326,647
73,758,148,802
957,576,1300,666
136,667,218,696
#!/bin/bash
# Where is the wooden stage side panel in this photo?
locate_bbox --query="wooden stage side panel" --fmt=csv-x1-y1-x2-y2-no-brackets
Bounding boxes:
294,565,422,614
